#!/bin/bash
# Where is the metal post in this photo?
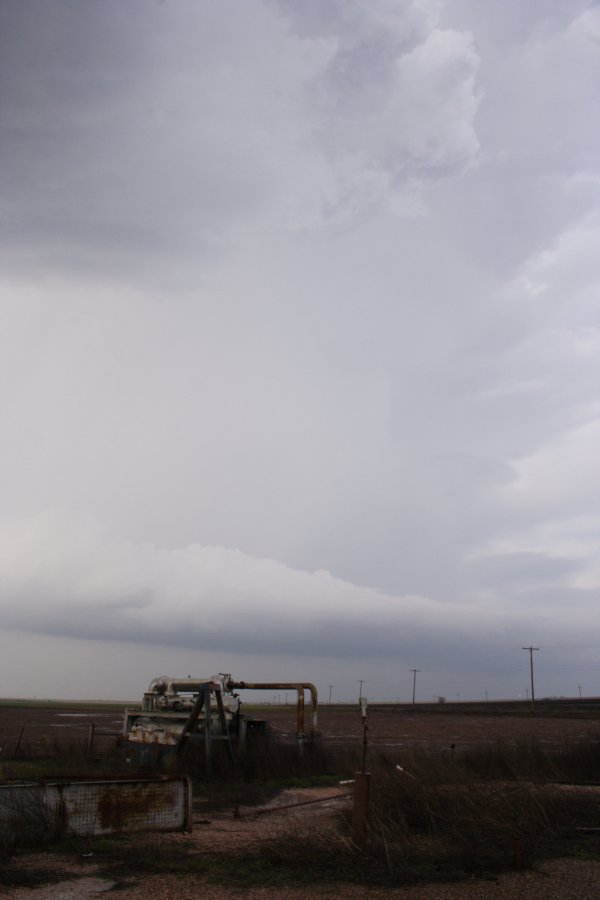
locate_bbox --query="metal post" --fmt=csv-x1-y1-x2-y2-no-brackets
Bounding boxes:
215,688,235,763
297,688,305,739
352,698,370,849
358,680,365,705
204,684,212,776
360,697,368,772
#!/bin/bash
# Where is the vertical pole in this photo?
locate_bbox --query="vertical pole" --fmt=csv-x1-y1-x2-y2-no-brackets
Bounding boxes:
86,723,96,758
352,698,370,850
328,684,333,705
351,772,370,850
184,777,193,833
522,647,539,714
215,689,235,763
410,669,421,704
14,725,25,757
296,689,305,738
204,684,212,776
358,680,364,705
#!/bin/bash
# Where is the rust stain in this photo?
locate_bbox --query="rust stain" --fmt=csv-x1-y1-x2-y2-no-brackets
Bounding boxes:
98,785,163,831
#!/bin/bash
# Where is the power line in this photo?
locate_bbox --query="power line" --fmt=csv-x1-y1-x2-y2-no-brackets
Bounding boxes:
522,646,539,713
409,669,421,705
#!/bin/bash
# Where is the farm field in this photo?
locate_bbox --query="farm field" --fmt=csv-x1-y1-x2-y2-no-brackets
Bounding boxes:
1,698,600,759
0,701,127,759
267,700,600,750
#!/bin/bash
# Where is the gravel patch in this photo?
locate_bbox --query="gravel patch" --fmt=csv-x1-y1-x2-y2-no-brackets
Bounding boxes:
4,858,600,900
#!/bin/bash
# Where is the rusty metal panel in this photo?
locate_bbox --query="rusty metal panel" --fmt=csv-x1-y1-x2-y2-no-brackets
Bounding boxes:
0,776,191,838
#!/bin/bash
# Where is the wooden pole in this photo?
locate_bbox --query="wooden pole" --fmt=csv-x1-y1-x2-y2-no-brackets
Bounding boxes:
351,772,370,849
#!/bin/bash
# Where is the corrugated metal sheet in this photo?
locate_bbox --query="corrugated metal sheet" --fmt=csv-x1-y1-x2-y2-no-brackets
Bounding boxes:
0,776,191,837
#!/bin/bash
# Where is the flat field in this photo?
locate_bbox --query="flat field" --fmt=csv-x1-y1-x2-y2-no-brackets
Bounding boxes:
0,701,127,758
1,698,600,759
265,699,600,750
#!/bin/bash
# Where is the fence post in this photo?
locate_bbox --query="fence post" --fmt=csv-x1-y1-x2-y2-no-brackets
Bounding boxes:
14,725,25,758
352,698,370,849
351,771,370,849
86,723,96,758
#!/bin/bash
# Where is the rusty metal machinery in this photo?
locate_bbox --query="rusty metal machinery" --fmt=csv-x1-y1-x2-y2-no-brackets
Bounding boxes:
123,674,318,769
124,674,237,747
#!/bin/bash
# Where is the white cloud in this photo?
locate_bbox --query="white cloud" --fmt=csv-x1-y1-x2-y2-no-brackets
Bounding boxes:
569,6,600,44
0,510,499,658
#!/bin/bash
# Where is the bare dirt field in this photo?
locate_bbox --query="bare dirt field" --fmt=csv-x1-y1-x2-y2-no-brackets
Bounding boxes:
0,703,125,759
267,701,600,751
2,699,600,759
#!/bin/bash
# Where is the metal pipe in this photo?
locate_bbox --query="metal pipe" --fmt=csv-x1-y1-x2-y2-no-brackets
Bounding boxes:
229,681,318,737
234,792,351,819
165,678,221,696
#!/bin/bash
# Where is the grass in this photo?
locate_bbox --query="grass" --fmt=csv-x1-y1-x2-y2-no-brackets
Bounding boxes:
3,728,600,890
0,699,130,710
0,739,134,781
197,743,600,888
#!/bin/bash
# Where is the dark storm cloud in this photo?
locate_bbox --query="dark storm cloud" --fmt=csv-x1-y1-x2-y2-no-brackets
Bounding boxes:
1,1,600,700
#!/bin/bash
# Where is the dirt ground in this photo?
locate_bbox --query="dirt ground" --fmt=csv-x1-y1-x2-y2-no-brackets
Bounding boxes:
2,701,600,759
3,785,600,899
270,703,600,749
0,704,124,759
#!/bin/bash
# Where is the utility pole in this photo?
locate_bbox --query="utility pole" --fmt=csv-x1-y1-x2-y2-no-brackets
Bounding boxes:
578,683,582,699
522,646,539,713
328,684,334,705
358,680,365,704
410,669,421,705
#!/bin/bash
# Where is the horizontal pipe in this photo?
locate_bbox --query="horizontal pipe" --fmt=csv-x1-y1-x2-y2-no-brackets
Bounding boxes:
234,792,351,819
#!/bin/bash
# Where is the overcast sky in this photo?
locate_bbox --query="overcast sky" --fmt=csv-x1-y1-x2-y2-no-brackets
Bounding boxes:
1,0,600,703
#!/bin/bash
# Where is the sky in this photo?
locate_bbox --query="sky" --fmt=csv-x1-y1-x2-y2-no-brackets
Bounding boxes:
1,0,600,703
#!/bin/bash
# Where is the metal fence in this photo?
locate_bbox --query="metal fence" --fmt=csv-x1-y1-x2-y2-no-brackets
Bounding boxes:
0,775,192,839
